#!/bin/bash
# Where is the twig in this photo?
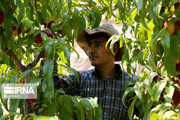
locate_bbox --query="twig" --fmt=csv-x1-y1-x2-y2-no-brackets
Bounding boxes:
1,48,26,72
26,50,45,69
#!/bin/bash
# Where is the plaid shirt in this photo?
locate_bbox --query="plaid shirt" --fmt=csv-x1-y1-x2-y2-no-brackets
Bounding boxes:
54,64,135,120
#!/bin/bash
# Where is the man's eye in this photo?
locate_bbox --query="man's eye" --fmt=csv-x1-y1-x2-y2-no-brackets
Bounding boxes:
88,43,91,47
95,43,101,47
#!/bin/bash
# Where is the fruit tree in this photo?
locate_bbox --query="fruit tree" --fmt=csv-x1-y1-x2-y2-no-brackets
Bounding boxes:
0,0,180,120
0,0,103,119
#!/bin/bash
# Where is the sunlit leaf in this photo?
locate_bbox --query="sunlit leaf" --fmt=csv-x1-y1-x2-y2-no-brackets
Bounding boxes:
9,99,20,112
128,95,137,120
160,30,170,55
151,80,167,102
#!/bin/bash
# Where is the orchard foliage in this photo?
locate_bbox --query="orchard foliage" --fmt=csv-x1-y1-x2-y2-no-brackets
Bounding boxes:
97,0,180,119
0,0,103,119
0,0,180,120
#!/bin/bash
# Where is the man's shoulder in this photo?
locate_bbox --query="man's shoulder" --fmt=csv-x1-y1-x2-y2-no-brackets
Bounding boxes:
118,69,137,82
78,69,95,76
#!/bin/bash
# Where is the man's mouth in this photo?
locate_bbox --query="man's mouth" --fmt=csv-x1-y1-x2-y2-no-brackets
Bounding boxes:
89,55,98,59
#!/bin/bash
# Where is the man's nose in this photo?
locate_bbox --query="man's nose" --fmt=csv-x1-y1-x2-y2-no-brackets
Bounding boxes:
88,45,95,54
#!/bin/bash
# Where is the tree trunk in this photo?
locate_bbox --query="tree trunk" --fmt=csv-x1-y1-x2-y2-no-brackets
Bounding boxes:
24,71,33,118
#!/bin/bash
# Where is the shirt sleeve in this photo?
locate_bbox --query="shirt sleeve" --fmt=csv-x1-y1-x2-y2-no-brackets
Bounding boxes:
53,73,81,96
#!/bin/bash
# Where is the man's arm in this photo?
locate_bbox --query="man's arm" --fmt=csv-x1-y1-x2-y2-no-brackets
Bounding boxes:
53,63,81,95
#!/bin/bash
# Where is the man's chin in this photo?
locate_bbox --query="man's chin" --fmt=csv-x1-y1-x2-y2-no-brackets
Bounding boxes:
90,61,97,66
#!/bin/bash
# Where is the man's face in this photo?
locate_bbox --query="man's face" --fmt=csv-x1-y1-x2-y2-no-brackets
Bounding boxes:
87,36,115,67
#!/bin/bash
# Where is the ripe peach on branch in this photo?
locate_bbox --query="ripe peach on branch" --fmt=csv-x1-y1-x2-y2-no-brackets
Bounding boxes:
175,20,180,32
164,20,175,35
0,10,4,24
28,94,37,103
44,20,55,29
35,28,54,44
11,22,23,36
57,22,63,33
172,89,180,106
174,2,180,10
176,60,180,72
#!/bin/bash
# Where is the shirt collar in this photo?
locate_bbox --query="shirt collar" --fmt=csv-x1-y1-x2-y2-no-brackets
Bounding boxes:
92,64,122,81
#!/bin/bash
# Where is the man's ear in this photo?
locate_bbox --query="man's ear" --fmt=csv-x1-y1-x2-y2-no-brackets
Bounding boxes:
113,43,119,55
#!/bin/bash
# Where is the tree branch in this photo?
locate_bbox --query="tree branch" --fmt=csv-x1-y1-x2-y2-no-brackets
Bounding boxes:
26,50,45,69
2,48,45,73
1,48,26,72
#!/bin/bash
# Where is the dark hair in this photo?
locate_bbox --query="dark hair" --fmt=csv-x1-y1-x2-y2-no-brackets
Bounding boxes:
84,32,110,41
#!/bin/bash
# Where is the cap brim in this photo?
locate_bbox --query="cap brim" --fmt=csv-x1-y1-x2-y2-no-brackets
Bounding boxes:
85,28,113,37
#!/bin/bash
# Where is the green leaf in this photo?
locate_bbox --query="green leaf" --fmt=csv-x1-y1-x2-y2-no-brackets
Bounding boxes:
61,65,79,83
122,87,134,107
129,7,137,24
146,53,159,73
58,50,68,65
41,7,47,22
0,104,3,116
149,0,160,26
58,95,64,105
55,0,62,19
72,96,85,120
147,20,155,44
170,35,180,60
26,5,34,20
63,13,70,25
9,99,20,112
163,110,177,119
128,95,137,120
86,110,93,120
63,46,71,66
79,16,86,31
150,103,172,115
138,24,146,44
10,72,18,83
164,81,175,103
143,99,153,120
134,81,143,100
43,59,54,76
160,30,170,54
92,8,102,28
4,7,13,38
0,33,2,51
163,55,176,76
16,0,24,21
105,34,119,55
81,98,93,111
22,20,32,33
177,31,180,60
47,99,57,116
145,72,156,94
149,113,160,120
150,30,160,50
21,66,42,80
21,69,32,79
117,0,125,21
63,95,73,113
42,59,54,93
36,116,57,120
68,0,72,10
29,77,42,83
93,105,102,120
1,99,8,112
89,97,98,108
45,41,53,57
60,95,73,119
151,80,167,102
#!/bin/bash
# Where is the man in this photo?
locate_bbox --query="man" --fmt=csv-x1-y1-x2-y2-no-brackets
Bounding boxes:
54,24,135,120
